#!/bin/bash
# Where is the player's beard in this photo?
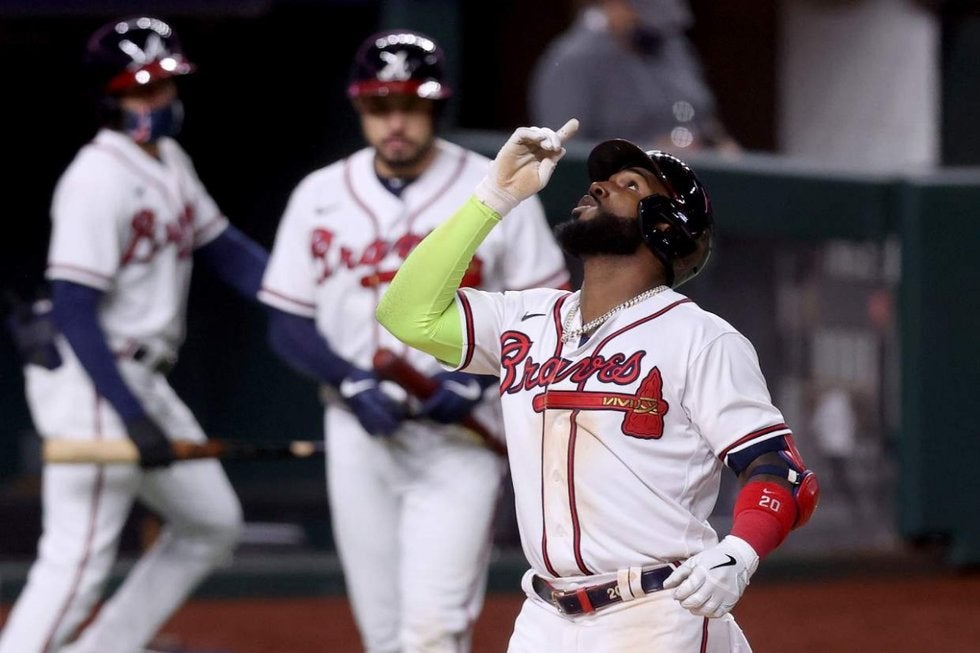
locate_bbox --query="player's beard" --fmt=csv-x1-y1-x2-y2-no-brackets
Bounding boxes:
376,134,435,176
554,210,644,258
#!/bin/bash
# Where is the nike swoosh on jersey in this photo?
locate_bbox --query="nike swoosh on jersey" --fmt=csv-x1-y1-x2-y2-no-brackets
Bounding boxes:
443,379,483,401
339,377,376,398
709,555,737,570
521,312,547,321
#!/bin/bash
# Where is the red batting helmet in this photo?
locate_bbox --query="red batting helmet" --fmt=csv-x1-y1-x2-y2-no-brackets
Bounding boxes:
347,29,452,101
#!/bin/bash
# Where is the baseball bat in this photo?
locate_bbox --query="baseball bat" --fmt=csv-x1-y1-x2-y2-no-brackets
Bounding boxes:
43,438,323,465
372,348,507,457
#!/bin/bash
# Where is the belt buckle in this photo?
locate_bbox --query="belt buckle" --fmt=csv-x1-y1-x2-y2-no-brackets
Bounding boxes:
550,590,567,614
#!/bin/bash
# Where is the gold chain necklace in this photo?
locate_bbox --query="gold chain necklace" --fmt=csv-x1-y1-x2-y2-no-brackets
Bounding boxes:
561,285,669,344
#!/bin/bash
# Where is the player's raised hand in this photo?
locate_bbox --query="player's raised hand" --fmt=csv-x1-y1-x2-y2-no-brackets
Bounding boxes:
475,118,579,216
663,535,759,618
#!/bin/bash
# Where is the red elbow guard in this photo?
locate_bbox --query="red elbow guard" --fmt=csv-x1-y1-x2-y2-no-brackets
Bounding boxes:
793,470,820,527
730,481,796,559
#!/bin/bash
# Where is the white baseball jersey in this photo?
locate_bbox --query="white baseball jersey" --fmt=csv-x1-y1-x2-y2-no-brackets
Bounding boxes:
259,138,569,430
47,128,228,358
0,129,242,653
454,286,791,579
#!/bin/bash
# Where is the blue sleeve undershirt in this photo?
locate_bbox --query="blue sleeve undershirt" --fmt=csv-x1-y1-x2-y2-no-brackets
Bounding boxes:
195,224,269,301
50,280,146,421
266,307,353,386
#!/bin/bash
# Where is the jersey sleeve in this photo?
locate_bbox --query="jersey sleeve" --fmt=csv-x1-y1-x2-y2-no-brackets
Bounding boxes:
498,195,570,289
684,332,792,457
258,180,318,318
453,287,508,375
47,162,125,290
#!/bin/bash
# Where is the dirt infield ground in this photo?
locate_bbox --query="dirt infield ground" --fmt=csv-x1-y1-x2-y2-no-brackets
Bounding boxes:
13,570,971,652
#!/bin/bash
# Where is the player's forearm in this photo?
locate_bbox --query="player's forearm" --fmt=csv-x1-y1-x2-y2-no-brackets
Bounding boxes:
196,225,270,301
376,196,500,366
50,280,146,421
266,307,352,386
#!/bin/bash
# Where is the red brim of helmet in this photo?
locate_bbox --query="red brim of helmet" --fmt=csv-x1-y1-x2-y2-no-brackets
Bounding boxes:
105,57,195,94
346,79,451,100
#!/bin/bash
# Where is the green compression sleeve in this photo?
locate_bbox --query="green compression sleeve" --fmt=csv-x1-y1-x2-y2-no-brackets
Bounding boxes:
376,196,501,367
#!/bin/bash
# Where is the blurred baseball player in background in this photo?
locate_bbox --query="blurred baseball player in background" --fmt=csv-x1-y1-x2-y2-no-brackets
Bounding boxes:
259,29,569,653
0,16,269,653
377,119,820,651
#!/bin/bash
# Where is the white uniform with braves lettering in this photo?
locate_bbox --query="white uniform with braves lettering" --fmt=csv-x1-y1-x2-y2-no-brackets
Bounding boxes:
0,128,242,653
453,285,792,652
259,138,569,651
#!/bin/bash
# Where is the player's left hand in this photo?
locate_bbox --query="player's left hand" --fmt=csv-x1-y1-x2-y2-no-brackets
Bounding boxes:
475,118,579,216
339,368,406,437
663,535,760,618
420,371,487,424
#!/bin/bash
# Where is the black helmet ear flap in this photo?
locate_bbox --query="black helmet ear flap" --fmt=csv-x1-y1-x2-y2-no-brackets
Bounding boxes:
638,194,700,287
638,194,699,259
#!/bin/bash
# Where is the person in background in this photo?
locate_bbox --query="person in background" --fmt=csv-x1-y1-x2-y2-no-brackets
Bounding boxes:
529,0,739,155
259,29,569,652
0,16,269,653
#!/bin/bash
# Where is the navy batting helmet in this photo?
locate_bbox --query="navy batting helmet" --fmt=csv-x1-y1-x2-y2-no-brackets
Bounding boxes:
347,29,452,100
587,139,713,287
85,16,195,95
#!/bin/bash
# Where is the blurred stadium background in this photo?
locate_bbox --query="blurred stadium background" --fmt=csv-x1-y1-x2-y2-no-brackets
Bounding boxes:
1,1,979,650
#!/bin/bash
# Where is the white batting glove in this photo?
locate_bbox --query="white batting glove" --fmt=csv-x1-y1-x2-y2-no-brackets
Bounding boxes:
663,535,760,618
475,118,579,216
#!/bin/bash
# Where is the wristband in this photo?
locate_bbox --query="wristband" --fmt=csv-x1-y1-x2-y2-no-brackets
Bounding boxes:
474,177,519,216
729,481,796,559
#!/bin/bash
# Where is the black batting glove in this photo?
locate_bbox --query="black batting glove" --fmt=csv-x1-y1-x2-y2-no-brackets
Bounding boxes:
125,415,175,469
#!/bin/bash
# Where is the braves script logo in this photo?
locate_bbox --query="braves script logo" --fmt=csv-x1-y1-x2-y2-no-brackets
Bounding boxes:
310,227,483,288
499,331,668,438
121,204,195,264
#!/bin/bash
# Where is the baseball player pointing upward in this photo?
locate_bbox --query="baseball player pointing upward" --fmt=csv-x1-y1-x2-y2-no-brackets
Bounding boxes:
378,120,820,651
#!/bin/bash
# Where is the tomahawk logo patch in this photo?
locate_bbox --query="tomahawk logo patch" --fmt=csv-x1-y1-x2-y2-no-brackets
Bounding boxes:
378,51,414,81
530,367,670,439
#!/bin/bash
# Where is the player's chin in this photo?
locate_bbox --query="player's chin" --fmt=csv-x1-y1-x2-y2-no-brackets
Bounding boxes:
554,214,643,257
379,144,425,169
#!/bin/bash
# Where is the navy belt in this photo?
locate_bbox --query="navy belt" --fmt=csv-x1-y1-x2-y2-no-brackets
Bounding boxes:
532,565,674,615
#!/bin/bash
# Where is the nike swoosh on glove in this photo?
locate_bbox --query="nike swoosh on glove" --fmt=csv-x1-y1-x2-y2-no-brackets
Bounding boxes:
339,368,405,437
421,371,486,424
663,535,760,618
